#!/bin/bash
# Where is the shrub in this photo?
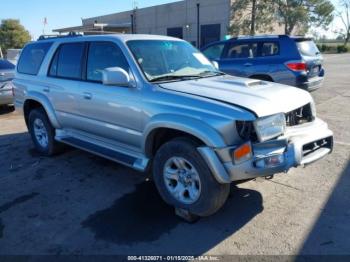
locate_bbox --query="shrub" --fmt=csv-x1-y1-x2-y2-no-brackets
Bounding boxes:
337,45,348,53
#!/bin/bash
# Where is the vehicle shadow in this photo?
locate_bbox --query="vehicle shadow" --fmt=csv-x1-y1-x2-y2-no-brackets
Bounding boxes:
0,132,263,255
298,158,350,255
0,105,15,115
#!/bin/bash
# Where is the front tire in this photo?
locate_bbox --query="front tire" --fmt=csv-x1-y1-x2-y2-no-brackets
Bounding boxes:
28,108,63,156
153,137,230,217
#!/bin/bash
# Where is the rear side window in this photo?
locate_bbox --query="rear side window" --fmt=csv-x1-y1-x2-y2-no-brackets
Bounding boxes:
202,43,225,60
296,40,320,56
17,42,52,75
225,42,258,59
0,60,15,70
87,42,129,82
261,42,279,57
49,42,85,79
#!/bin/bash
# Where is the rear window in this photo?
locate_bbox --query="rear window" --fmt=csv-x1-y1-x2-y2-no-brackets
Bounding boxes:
17,42,52,75
296,40,320,56
261,42,279,57
0,60,15,70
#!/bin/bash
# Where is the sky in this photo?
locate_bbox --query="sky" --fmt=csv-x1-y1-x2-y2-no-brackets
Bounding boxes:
0,0,344,40
0,0,179,40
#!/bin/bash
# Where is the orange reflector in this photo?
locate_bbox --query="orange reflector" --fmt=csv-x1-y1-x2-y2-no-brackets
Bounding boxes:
233,143,252,163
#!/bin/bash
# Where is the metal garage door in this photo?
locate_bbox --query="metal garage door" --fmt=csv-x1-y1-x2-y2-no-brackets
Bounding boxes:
201,24,221,48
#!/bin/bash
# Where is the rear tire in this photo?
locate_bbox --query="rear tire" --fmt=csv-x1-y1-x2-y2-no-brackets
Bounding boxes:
28,108,64,156
153,137,230,217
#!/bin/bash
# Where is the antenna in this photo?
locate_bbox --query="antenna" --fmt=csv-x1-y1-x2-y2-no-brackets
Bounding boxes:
132,0,138,10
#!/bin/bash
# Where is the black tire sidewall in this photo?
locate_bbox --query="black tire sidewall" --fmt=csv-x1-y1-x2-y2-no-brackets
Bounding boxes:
153,138,230,217
28,108,55,156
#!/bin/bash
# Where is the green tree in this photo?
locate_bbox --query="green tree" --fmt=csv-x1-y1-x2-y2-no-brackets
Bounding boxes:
335,0,350,45
229,0,275,36
0,19,31,53
276,0,334,35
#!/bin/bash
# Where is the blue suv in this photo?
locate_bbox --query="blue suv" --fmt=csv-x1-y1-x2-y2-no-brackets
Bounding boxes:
201,35,324,91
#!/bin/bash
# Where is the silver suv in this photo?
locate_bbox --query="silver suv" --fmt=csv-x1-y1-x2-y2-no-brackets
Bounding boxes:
14,34,333,217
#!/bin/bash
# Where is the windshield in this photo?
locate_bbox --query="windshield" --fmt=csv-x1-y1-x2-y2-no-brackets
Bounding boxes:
0,60,15,70
296,40,320,56
127,40,220,82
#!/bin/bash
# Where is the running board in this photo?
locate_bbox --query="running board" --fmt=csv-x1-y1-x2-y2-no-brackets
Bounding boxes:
58,136,149,172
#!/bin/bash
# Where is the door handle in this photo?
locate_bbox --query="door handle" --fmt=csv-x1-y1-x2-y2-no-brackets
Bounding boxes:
244,63,253,67
83,92,92,100
43,87,50,93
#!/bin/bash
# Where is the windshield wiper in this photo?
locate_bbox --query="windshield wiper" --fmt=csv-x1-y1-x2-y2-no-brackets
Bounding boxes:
149,74,201,83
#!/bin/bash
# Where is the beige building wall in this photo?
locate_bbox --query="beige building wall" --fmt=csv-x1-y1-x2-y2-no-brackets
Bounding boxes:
83,0,288,46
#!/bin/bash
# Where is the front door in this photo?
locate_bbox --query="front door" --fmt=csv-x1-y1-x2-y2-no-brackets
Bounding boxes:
76,41,142,149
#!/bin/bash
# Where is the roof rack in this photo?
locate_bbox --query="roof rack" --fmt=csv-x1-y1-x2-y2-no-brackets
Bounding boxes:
37,32,82,41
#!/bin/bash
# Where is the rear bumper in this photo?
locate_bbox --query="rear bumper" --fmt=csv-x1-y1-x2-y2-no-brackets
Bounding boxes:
297,76,324,92
198,118,333,183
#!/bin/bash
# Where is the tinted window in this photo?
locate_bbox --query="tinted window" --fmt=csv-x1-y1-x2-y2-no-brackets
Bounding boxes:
296,40,320,56
261,42,279,57
17,42,52,75
202,44,224,60
225,43,258,59
0,60,15,70
87,42,129,82
50,43,85,79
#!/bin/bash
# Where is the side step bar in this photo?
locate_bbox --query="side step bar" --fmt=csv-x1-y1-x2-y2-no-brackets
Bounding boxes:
58,136,149,172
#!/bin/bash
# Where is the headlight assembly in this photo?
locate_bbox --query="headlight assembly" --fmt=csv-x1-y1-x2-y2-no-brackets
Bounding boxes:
253,113,286,142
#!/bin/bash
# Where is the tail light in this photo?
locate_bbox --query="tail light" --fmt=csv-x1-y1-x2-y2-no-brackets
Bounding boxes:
286,62,307,72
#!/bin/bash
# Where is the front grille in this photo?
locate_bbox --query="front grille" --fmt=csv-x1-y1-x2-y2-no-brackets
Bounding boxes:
285,103,313,127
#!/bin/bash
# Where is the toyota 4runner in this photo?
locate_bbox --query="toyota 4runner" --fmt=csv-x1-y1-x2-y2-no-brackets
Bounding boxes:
14,34,333,218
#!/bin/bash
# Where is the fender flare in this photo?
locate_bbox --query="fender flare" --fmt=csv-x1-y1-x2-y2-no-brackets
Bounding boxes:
24,91,61,129
142,114,226,156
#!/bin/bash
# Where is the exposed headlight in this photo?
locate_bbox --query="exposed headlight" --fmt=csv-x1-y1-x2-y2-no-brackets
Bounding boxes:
253,113,286,142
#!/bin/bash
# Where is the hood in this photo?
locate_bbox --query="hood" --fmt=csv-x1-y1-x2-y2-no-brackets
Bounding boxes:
159,75,313,117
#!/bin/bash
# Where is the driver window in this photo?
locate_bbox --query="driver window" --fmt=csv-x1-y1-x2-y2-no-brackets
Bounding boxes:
87,42,129,82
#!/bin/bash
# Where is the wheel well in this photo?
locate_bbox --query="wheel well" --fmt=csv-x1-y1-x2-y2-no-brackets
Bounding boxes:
146,128,205,157
23,100,44,127
250,74,274,82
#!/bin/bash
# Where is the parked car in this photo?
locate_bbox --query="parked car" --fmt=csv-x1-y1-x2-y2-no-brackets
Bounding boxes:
6,49,22,65
201,35,324,91
13,34,333,218
0,59,15,106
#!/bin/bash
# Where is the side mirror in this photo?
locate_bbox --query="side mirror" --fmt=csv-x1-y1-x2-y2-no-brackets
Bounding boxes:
102,67,130,87
212,61,219,70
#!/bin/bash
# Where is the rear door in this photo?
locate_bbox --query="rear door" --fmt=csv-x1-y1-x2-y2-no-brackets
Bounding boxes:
295,39,323,79
219,41,258,77
46,42,86,130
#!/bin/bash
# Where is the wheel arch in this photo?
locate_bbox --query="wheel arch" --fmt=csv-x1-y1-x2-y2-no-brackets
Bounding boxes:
249,74,274,82
23,92,60,129
143,115,226,158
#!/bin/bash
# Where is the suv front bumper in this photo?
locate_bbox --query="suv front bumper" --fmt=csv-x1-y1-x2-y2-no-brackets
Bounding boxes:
198,118,333,183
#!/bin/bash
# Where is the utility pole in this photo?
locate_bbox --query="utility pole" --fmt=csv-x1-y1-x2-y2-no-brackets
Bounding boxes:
197,3,200,48
250,0,256,35
132,1,138,34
